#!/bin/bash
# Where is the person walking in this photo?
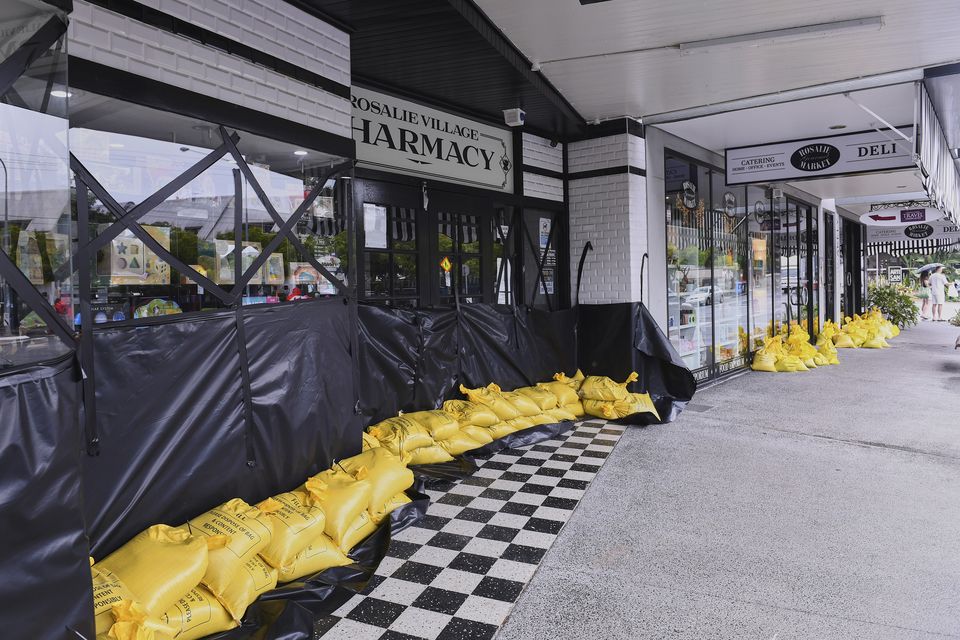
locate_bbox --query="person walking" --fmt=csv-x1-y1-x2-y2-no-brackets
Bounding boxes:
918,271,932,320
929,266,949,321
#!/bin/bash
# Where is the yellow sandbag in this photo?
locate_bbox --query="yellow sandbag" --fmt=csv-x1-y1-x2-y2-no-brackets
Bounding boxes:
96,525,209,618
501,391,541,417
256,490,327,570
484,422,519,439
617,392,660,420
367,416,435,455
460,424,495,444
527,413,555,426
442,399,500,428
407,445,455,465
579,372,638,402
361,432,381,451
158,587,237,640
536,381,579,406
833,333,857,348
337,448,415,517
187,499,276,599
339,511,378,552
863,336,889,349
775,355,807,372
305,469,372,550
459,383,521,421
802,356,817,369
506,416,535,431
553,369,585,391
514,386,558,411
583,399,615,420
545,406,577,422
751,352,777,372
92,562,139,635
813,353,830,366
102,601,176,640
564,401,585,417
216,555,278,621
438,431,484,455
277,533,352,583
402,410,460,440
372,491,412,525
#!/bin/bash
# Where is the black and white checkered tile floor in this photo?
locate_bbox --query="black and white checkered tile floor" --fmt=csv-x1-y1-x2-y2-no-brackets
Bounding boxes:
317,420,625,640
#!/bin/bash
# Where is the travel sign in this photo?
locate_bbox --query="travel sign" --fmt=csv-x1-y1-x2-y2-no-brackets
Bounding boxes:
859,207,944,226
352,86,514,193
725,127,915,185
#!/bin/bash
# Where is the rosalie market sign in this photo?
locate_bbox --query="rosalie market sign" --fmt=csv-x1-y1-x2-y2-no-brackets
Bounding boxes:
352,87,514,193
725,127,915,185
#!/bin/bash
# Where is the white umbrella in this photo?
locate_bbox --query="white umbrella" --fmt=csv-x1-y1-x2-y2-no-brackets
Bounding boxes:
916,263,944,273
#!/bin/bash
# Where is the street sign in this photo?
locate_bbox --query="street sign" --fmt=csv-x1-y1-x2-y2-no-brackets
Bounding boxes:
859,207,944,226
887,266,902,283
439,256,452,272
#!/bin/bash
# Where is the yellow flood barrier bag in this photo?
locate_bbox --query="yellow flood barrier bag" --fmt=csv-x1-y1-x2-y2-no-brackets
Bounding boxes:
361,432,381,451
92,562,139,635
501,391,542,417
305,469,372,551
101,601,176,640
460,424,495,444
459,383,521,421
187,498,276,599
367,415,435,455
441,399,500,428
526,413,555,426
774,355,807,372
536,381,579,406
276,534,352,583
583,399,615,420
437,431,484,455
564,401,585,417
159,587,237,640
256,490,327,570
751,352,777,372
545,406,577,422
553,369,585,391
483,422,519,439
216,555,278,621
506,416,535,431
96,524,210,618
579,372,638,402
408,444,455,465
402,410,461,440
372,491,412,525
514,386,558,411
833,333,857,348
337,448,415,518
339,511,378,552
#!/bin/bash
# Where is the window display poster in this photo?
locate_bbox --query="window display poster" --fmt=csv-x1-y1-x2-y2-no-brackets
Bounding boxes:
364,203,388,249
288,262,322,287
262,253,284,285
316,255,342,295
98,226,171,285
539,217,551,249
15,231,44,284
210,240,263,285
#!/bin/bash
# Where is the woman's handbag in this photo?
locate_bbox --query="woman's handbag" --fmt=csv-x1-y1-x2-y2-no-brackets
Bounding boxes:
917,286,931,300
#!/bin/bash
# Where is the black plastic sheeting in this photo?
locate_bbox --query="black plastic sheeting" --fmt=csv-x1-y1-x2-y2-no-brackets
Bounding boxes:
357,303,578,423
0,354,94,640
85,300,360,558
579,303,697,425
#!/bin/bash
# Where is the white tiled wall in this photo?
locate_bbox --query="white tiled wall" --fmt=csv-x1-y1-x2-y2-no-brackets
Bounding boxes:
522,132,563,172
523,173,563,202
567,134,647,304
68,0,351,139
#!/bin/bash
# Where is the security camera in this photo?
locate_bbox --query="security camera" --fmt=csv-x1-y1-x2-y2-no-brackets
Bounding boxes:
503,108,526,127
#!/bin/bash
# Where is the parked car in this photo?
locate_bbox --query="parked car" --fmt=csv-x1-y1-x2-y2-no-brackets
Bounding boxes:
685,286,724,305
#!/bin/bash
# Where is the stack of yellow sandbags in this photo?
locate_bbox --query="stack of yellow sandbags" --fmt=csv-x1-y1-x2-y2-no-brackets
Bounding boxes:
538,370,586,419
578,372,660,420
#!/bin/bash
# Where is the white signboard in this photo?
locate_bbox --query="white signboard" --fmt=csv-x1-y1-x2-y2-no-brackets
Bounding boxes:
859,206,944,226
726,127,915,185
887,267,902,283
352,86,514,193
865,218,960,243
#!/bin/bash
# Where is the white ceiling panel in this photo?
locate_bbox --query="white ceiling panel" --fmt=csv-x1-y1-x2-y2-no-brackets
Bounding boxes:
658,84,917,154
474,0,960,120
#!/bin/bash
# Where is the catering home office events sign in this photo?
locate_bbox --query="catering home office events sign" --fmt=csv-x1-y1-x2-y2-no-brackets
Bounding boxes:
725,127,915,185
352,87,514,193
865,218,960,244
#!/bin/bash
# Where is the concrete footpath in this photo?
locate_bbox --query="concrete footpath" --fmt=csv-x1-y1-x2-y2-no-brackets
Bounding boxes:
498,320,960,640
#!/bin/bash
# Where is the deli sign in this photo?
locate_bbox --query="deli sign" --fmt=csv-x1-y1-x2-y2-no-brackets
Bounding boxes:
352,86,514,193
726,127,915,185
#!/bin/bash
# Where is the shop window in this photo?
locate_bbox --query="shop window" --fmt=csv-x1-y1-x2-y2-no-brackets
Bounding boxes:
437,211,482,304
710,173,748,368
362,203,419,305
67,93,350,322
522,210,560,310
493,206,518,305
0,6,74,368
747,186,773,349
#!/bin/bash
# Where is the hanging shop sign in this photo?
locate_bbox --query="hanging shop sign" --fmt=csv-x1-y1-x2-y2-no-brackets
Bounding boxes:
865,218,960,243
725,127,915,185
352,87,514,193
859,207,944,226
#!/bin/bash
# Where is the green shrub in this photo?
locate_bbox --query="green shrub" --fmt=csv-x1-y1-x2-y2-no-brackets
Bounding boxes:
950,309,960,327
866,282,919,328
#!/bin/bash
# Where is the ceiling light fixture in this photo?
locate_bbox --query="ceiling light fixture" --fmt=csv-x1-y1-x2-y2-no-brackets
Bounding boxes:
50,89,72,98
294,150,308,156
678,17,884,56
828,124,847,130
